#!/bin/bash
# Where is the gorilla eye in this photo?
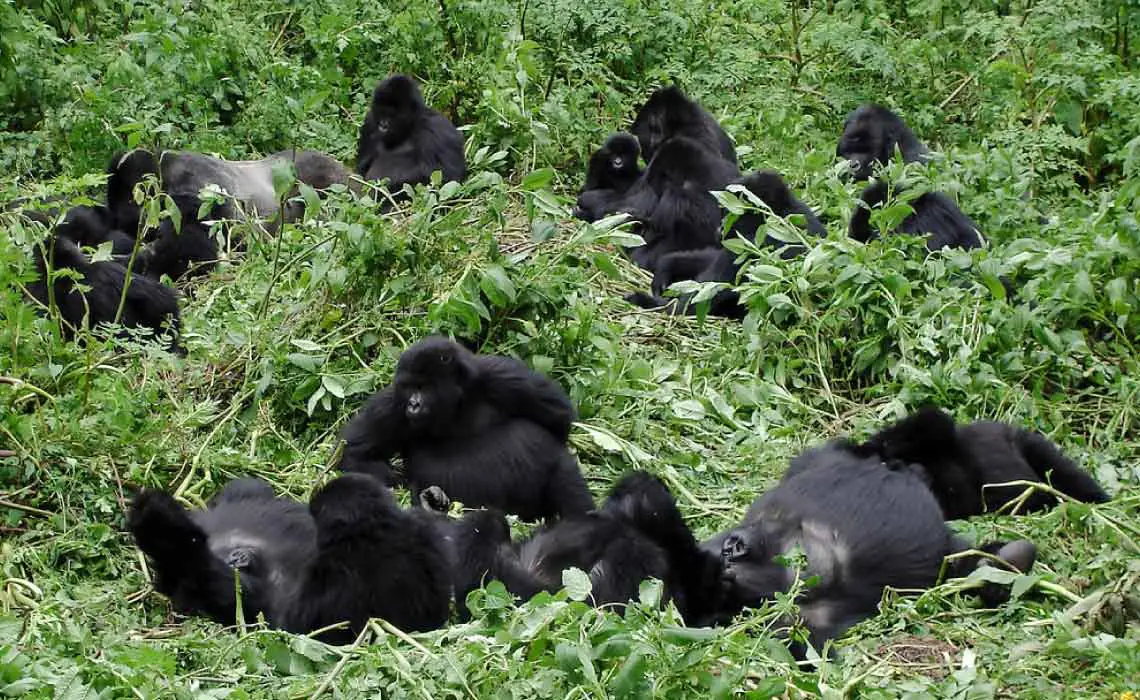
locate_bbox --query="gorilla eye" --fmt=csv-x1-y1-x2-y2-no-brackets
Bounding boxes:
439,353,452,365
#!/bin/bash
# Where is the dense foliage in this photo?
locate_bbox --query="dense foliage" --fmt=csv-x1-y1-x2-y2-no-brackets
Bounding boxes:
2,0,1139,696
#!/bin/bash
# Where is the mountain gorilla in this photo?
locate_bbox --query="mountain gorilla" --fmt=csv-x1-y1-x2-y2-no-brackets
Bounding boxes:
573,132,643,222
128,478,317,625
24,206,182,352
630,86,737,165
626,170,825,318
129,474,451,641
338,337,594,522
837,104,983,250
849,407,1110,519
704,443,1037,652
278,474,451,642
438,471,720,621
618,136,741,270
106,148,353,279
355,75,467,194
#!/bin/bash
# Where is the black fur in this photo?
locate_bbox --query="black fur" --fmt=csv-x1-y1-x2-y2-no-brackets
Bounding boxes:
853,406,1110,518
277,474,451,642
455,471,719,619
630,86,736,165
618,136,741,270
704,444,1036,652
26,207,182,352
355,75,467,193
338,337,593,521
128,479,317,625
837,104,982,251
574,132,643,222
106,149,352,279
627,170,825,318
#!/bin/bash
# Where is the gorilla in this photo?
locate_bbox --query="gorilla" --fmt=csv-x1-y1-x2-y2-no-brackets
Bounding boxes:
338,336,594,521
277,474,451,642
704,443,1037,653
618,136,741,270
574,132,643,223
626,170,825,318
128,478,317,625
836,104,983,251
106,148,353,279
441,471,720,621
355,75,467,194
630,86,736,165
24,206,182,352
849,406,1110,519
129,475,452,641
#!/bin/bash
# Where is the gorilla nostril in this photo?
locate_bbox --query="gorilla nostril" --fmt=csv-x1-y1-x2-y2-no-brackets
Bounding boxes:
722,534,748,562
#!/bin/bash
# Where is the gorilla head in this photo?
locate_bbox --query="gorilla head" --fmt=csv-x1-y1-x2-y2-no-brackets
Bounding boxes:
630,86,737,165
836,104,930,181
391,336,477,433
584,132,642,191
367,75,426,147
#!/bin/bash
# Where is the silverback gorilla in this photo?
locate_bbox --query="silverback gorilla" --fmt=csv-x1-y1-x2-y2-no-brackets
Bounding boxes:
355,75,467,194
338,337,594,521
106,148,352,279
837,104,983,250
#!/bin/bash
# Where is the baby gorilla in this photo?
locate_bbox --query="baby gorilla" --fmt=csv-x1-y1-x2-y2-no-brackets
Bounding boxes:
626,170,825,319
128,478,317,625
338,337,594,521
445,471,719,620
630,86,737,165
574,132,643,223
106,148,353,279
850,406,1110,519
278,474,451,643
25,206,182,352
704,444,1037,654
355,74,467,194
837,104,982,250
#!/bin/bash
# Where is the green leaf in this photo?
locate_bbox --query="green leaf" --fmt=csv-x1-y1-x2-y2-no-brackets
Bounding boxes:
563,567,592,601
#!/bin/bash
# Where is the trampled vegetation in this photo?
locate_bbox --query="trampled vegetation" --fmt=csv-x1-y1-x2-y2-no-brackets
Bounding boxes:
2,0,1139,696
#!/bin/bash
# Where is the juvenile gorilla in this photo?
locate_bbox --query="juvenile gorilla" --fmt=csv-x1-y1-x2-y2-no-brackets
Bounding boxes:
106,148,353,279
626,170,825,318
445,471,719,621
573,132,643,222
837,104,983,250
338,337,594,521
850,406,1110,519
25,206,182,352
128,478,317,625
705,444,1037,651
278,474,452,642
630,86,737,165
355,75,467,193
129,475,451,641
618,136,741,270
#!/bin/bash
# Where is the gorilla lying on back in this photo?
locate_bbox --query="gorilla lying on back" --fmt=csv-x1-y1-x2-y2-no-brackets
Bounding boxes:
573,132,643,223
129,474,451,641
439,471,720,621
338,337,594,521
704,443,1037,652
355,75,467,195
23,206,182,352
849,406,1110,519
626,170,825,319
630,86,737,165
837,104,983,251
618,136,741,270
106,148,353,279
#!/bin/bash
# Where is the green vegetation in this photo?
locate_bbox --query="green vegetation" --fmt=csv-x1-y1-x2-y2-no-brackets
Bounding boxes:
2,0,1139,695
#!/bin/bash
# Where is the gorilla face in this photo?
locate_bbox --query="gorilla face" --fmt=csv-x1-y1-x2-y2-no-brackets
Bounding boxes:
369,75,425,146
835,104,929,182
391,337,474,431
